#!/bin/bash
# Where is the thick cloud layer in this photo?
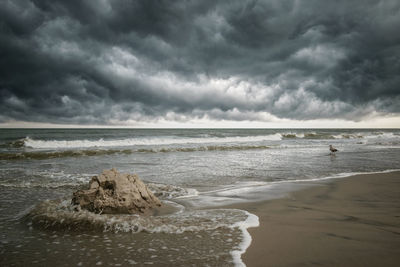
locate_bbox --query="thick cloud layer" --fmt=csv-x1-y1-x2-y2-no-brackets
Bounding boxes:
1,0,399,125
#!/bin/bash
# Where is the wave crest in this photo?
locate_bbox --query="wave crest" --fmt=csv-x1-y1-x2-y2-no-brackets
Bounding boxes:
281,133,364,139
22,135,281,149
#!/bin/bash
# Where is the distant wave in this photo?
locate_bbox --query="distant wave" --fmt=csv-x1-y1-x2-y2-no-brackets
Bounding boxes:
282,132,362,139
17,131,398,149
5,139,26,148
137,145,271,153
281,131,399,140
0,145,271,160
0,149,132,160
3,131,398,153
20,135,280,149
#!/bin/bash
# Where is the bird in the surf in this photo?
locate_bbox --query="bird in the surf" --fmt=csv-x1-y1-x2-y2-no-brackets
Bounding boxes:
329,145,338,154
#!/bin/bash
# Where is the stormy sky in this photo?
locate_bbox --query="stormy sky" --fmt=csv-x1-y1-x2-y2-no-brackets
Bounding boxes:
1,0,399,127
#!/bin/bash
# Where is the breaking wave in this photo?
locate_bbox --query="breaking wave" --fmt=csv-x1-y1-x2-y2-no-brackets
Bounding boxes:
11,131,398,150
22,135,281,149
2,131,398,161
282,132,363,139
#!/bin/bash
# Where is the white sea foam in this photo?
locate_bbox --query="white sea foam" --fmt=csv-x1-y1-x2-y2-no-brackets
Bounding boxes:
19,131,400,150
230,210,260,267
363,132,399,139
23,134,282,149
27,198,259,266
147,183,199,199
0,170,93,188
28,200,254,235
0,172,199,202
0,181,84,189
281,131,399,140
181,169,400,208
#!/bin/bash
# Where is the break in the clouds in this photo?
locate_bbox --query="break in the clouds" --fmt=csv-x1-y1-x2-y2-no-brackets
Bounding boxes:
1,0,400,127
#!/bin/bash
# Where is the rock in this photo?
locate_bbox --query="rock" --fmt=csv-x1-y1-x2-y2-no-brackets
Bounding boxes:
72,168,161,214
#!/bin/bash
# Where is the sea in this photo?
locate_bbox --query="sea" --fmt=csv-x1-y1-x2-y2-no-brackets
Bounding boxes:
0,128,399,266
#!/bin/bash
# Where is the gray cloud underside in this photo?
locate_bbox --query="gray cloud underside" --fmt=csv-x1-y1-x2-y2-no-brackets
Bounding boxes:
1,0,399,125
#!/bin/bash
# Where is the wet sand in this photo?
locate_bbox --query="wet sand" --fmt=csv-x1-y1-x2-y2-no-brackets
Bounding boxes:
235,171,400,267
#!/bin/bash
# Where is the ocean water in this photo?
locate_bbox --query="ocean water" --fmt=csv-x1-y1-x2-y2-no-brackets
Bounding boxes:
0,128,399,266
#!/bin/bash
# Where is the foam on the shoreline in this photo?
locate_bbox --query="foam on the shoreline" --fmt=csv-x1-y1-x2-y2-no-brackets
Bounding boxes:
230,210,260,267
225,169,399,266
25,197,259,266
295,169,400,183
182,169,400,208
26,199,250,234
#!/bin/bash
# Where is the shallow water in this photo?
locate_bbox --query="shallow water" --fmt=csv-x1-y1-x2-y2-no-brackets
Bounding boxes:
0,128,399,266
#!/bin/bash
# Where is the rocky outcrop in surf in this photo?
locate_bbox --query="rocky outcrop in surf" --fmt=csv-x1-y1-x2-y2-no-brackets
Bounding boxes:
72,168,161,214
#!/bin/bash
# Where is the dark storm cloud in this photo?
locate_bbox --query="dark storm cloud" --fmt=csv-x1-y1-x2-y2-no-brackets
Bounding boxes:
0,0,399,125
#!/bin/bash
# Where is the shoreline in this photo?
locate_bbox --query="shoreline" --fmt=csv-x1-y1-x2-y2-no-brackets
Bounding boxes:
230,171,400,266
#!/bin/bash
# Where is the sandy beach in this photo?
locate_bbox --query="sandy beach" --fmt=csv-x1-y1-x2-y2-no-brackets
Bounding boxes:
236,171,400,267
